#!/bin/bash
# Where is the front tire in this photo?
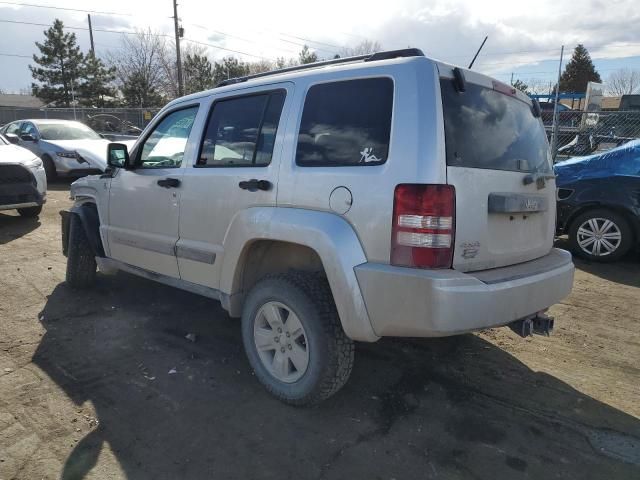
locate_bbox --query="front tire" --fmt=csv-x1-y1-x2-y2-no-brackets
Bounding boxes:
66,214,97,288
17,205,42,218
568,209,633,262
241,272,354,406
42,155,56,181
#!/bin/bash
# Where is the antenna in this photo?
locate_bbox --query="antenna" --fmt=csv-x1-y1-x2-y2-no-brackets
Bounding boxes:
468,36,488,69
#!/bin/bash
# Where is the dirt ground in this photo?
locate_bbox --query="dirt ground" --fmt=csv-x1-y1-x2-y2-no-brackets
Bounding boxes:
1,182,639,480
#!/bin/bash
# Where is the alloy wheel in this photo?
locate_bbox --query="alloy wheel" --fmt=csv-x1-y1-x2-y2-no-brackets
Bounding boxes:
253,301,309,383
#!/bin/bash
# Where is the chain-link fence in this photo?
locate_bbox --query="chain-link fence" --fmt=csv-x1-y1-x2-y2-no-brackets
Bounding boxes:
544,110,640,161
0,107,160,140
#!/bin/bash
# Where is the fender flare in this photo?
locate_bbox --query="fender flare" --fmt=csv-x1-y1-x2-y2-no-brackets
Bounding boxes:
61,203,105,257
220,207,379,342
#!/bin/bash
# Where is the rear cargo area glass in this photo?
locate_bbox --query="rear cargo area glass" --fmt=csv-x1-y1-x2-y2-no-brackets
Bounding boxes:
440,79,551,173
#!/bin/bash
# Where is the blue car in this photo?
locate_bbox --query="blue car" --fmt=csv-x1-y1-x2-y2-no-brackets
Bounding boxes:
555,140,640,261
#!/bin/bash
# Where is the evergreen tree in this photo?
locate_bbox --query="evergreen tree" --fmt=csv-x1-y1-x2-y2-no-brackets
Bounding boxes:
30,19,84,107
558,44,602,93
511,79,529,94
298,45,318,64
212,57,249,85
122,71,164,107
184,54,214,94
79,52,116,107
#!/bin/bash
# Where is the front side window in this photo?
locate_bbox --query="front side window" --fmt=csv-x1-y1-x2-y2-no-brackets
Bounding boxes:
296,77,393,167
21,123,38,137
139,106,199,168
197,90,286,167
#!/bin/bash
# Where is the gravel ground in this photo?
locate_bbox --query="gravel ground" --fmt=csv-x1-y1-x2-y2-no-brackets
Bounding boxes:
1,182,639,480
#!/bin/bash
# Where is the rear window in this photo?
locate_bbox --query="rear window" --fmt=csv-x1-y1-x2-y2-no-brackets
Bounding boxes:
296,78,393,167
440,79,551,173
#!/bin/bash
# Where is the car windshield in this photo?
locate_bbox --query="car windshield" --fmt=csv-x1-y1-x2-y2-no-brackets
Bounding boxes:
37,122,102,141
440,79,552,173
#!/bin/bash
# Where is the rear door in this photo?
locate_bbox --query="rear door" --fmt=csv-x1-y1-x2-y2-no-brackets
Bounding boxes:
439,67,556,272
176,84,290,290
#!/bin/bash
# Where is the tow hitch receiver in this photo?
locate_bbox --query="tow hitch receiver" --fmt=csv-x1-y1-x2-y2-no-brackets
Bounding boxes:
509,312,555,338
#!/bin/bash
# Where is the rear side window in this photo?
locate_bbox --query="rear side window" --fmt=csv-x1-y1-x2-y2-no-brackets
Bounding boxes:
197,90,286,167
440,79,551,173
296,78,393,167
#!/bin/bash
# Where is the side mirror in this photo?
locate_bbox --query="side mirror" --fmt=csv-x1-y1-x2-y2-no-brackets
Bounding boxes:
107,143,132,169
5,133,20,144
20,133,37,142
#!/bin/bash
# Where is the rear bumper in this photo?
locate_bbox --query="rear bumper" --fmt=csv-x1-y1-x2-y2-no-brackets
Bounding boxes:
355,248,574,337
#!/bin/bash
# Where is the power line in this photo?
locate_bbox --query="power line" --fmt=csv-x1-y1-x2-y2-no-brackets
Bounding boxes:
0,0,134,16
0,52,31,58
183,38,270,60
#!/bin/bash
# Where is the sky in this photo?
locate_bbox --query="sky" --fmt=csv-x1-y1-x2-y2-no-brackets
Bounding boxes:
1,0,639,93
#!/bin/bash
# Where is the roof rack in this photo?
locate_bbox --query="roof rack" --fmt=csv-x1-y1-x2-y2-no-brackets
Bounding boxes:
216,48,425,87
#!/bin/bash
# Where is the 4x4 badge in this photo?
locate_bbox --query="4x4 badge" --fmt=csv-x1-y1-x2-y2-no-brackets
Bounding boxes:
460,241,480,259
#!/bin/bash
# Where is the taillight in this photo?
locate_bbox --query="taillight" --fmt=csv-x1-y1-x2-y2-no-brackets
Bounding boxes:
391,184,455,269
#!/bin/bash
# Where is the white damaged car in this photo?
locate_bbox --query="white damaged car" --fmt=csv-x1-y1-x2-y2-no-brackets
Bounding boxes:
0,119,112,180
0,134,47,218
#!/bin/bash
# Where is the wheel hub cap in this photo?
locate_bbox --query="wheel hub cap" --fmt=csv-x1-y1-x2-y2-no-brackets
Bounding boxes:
577,217,622,257
253,301,309,383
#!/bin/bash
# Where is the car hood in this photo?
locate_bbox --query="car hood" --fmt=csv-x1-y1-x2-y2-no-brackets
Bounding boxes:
0,144,38,165
46,139,111,171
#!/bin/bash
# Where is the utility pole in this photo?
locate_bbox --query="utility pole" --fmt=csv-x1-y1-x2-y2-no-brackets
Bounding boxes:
172,0,184,97
87,14,95,55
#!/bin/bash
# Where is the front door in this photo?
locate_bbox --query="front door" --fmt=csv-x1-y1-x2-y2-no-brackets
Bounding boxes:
105,105,200,278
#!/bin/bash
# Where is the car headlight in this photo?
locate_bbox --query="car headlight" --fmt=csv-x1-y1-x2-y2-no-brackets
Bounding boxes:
56,151,78,159
24,157,43,168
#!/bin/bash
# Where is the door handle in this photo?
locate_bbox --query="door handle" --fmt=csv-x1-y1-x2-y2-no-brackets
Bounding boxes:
238,179,272,192
157,178,181,188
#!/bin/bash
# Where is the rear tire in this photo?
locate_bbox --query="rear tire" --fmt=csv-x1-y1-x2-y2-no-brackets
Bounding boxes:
17,205,42,218
66,214,97,288
42,155,56,181
241,272,354,406
568,209,633,262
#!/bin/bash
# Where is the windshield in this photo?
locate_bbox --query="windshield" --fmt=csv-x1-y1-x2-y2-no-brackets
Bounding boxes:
440,78,551,173
38,122,102,141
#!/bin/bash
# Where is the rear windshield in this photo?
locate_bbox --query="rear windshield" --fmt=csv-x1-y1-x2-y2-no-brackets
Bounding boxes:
440,78,551,173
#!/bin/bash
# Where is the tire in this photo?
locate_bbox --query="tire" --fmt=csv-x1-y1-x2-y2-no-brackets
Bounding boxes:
568,209,633,262
241,272,355,406
17,205,42,218
66,214,97,288
42,155,56,181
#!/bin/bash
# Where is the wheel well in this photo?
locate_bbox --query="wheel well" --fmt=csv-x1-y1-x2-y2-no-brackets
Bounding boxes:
566,205,638,241
72,202,105,257
228,240,325,316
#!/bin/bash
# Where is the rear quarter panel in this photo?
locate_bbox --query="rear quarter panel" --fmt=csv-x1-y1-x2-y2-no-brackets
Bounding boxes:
276,58,445,263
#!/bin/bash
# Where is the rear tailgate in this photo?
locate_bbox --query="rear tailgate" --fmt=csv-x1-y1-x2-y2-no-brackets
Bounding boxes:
438,66,556,272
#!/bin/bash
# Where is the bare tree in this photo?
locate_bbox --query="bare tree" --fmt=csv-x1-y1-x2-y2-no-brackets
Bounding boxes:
525,78,552,96
107,29,170,107
606,68,640,96
341,40,382,57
